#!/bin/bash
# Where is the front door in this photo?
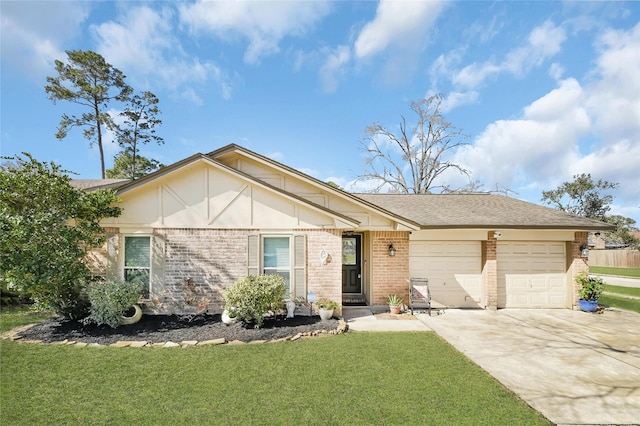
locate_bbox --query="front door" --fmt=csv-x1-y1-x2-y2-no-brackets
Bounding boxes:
342,234,362,294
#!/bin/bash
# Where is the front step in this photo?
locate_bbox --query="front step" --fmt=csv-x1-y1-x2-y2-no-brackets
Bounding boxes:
342,295,366,306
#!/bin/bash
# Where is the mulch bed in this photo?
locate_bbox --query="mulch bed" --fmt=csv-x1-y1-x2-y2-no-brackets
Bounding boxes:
15,314,342,345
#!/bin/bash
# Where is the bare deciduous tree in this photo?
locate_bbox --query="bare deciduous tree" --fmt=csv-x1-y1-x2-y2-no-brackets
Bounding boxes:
357,94,470,194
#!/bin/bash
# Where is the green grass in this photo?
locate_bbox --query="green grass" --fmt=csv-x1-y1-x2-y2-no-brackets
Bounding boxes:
0,305,53,333
589,266,640,278
600,294,640,313
603,284,640,298
0,310,548,425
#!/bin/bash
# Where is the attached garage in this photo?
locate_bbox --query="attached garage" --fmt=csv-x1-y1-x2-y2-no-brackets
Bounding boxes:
497,241,568,308
409,240,483,308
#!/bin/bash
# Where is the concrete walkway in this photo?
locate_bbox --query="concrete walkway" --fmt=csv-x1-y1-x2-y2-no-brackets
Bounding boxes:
342,307,430,332
418,308,640,425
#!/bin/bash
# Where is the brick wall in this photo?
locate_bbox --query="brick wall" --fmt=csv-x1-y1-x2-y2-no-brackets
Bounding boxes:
87,227,344,314
304,229,343,306
160,228,250,310
569,231,589,308
369,231,410,305
484,232,498,309
86,227,119,279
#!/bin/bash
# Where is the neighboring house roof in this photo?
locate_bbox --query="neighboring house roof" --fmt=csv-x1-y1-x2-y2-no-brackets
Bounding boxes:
70,179,130,191
356,193,615,231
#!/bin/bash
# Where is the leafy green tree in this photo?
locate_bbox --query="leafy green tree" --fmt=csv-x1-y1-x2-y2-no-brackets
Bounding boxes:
604,215,639,247
116,91,164,179
106,150,164,180
541,173,638,249
45,50,133,179
0,154,122,318
541,173,617,220
357,94,470,194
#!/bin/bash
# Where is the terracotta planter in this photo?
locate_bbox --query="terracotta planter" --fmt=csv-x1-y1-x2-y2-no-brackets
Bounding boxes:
389,305,401,315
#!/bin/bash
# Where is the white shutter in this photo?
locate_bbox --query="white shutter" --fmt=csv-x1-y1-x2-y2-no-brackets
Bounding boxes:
151,234,165,294
293,234,306,298
247,234,259,276
106,233,121,282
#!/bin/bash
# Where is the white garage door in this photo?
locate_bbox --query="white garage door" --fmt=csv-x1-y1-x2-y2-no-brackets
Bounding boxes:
497,242,567,308
409,241,482,308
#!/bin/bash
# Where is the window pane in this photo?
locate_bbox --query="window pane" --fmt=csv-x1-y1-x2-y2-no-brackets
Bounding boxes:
342,238,356,265
264,237,290,268
125,237,150,267
125,269,150,297
263,237,290,294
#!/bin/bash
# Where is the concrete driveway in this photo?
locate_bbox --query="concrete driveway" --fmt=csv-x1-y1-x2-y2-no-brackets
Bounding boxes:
418,309,640,425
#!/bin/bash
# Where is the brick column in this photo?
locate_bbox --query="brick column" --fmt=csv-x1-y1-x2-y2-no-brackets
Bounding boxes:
484,232,498,310
370,231,410,305
569,232,589,309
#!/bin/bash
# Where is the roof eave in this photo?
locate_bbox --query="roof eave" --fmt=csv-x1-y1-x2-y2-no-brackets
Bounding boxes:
420,224,616,231
209,144,420,230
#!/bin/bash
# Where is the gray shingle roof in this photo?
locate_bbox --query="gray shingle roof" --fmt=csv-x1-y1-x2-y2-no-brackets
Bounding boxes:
70,179,130,191
355,193,614,230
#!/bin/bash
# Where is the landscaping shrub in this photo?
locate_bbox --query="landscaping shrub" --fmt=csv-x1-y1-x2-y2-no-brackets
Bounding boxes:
0,154,121,319
224,275,286,328
83,280,143,328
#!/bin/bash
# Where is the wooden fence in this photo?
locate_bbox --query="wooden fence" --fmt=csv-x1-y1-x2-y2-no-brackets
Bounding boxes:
589,249,640,268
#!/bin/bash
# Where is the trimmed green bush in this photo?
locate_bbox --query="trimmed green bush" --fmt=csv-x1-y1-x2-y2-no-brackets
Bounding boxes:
224,275,286,328
84,280,143,328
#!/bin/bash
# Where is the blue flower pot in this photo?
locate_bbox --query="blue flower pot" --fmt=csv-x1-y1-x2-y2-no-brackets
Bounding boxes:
578,299,598,312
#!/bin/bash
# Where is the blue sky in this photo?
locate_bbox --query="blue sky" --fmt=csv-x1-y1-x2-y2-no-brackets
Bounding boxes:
2,1,639,223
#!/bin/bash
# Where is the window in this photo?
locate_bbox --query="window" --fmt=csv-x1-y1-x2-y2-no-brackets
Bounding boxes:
262,236,291,294
124,236,150,298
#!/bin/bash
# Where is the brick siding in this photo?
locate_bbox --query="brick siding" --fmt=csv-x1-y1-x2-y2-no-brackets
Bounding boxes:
303,229,343,306
484,232,498,309
87,227,343,314
570,231,589,308
369,231,410,305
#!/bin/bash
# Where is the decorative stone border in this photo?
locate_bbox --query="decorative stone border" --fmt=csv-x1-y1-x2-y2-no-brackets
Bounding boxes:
1,319,349,348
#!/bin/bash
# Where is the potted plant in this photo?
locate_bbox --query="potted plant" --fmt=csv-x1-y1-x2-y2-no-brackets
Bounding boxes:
576,271,603,312
221,306,238,325
388,294,403,314
316,299,339,320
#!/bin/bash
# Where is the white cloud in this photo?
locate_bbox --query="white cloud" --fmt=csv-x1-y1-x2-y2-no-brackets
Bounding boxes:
451,20,566,90
319,45,351,93
430,49,465,87
179,0,332,64
91,5,229,103
457,23,640,216
548,63,564,80
456,77,589,190
0,2,89,78
440,91,479,112
354,1,445,60
586,23,640,141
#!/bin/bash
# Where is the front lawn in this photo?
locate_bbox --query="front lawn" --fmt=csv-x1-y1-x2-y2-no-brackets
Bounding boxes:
599,285,640,313
599,294,640,313
603,284,640,298
589,266,640,278
0,305,52,333
0,319,548,425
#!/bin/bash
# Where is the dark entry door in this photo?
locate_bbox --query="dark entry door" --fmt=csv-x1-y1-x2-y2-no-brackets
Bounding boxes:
342,234,362,293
